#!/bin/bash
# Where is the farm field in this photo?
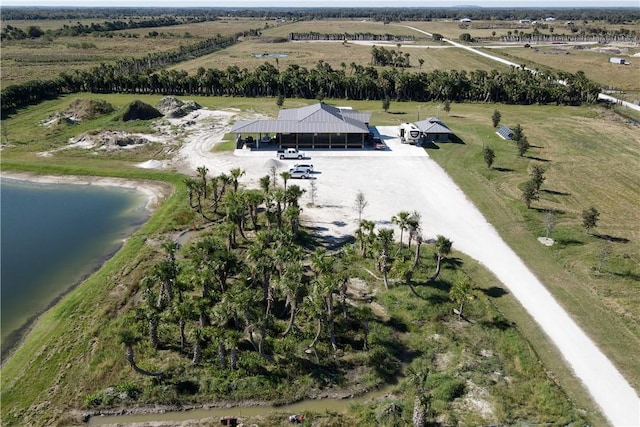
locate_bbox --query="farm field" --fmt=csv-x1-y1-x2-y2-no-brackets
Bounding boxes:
0,18,272,89
170,35,511,75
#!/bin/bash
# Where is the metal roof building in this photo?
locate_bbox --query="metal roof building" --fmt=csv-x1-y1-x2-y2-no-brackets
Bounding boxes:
230,103,372,149
415,117,455,142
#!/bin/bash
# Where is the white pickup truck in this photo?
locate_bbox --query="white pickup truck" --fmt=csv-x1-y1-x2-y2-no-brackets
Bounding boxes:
277,148,305,160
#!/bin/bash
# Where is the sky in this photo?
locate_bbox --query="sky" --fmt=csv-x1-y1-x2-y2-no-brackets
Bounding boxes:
1,0,638,7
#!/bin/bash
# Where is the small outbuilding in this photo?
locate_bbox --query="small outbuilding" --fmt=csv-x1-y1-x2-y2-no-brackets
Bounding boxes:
496,125,514,140
609,57,626,65
416,117,454,143
460,18,472,23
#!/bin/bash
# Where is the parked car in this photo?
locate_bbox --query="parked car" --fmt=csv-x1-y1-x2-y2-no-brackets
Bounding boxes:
373,139,387,150
290,163,314,173
277,148,305,159
289,169,310,179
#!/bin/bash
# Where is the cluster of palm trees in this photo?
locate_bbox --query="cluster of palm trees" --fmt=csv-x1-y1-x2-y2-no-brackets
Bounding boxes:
119,166,372,376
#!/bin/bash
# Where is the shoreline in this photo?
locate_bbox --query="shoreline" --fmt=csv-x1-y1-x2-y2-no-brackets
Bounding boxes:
0,172,174,362
0,172,174,212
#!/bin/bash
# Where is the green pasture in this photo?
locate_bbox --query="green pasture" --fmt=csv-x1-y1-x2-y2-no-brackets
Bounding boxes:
486,45,640,97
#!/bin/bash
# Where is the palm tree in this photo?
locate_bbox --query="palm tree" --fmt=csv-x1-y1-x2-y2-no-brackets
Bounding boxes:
406,211,422,249
279,171,291,192
229,167,245,192
431,235,452,281
119,328,163,377
259,175,271,195
183,177,199,208
392,211,411,248
276,261,304,336
407,366,430,427
191,327,204,366
196,165,209,199
377,228,394,290
450,272,474,320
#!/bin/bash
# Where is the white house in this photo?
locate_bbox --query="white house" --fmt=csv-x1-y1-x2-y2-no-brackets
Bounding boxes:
460,18,472,23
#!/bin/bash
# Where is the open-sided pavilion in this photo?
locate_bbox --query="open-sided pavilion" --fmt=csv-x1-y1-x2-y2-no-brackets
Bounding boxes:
230,103,372,149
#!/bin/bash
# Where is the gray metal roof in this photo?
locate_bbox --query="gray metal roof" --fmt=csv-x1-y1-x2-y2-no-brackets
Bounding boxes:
416,118,454,134
231,103,371,134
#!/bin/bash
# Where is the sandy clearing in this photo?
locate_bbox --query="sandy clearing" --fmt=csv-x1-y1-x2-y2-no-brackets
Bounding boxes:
167,108,639,426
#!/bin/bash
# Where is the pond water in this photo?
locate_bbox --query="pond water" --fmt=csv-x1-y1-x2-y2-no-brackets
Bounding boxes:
0,178,149,342
252,52,289,58
88,386,391,425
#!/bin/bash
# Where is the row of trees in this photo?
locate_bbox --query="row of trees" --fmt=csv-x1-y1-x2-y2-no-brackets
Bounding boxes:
0,16,208,41
0,35,236,114
1,56,602,116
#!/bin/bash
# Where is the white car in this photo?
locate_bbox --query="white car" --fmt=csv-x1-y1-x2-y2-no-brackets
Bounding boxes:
290,163,314,173
289,169,310,179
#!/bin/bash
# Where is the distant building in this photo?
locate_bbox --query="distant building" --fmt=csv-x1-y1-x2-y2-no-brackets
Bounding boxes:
609,57,626,65
519,19,532,24
460,18,472,23
496,125,514,140
545,17,556,21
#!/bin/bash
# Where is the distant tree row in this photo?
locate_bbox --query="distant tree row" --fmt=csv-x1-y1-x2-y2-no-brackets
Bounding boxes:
2,7,638,24
0,16,211,41
289,32,416,42
1,35,236,114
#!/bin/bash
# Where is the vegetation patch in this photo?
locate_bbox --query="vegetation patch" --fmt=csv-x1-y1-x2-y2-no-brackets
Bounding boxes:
118,100,163,122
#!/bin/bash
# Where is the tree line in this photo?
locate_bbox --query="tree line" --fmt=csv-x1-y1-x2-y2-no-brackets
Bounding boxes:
289,32,416,42
3,6,637,24
0,16,212,41
1,55,602,117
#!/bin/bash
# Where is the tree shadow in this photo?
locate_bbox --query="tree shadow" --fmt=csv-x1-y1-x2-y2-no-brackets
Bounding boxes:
593,233,630,243
447,135,466,145
530,207,565,214
388,111,406,115
525,156,551,162
493,167,513,172
481,286,509,298
421,140,440,150
541,189,571,196
479,317,513,331
555,238,584,247
612,270,640,281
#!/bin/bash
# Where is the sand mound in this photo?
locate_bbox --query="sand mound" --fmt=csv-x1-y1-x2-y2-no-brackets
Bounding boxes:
66,98,114,120
118,100,162,122
156,96,201,118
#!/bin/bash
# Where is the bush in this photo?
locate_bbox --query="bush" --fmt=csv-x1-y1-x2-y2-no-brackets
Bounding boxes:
427,373,466,401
